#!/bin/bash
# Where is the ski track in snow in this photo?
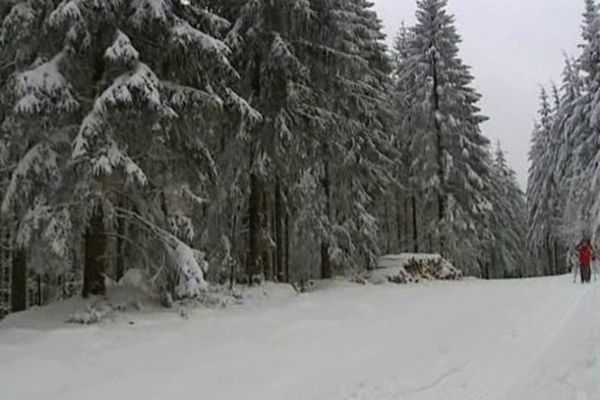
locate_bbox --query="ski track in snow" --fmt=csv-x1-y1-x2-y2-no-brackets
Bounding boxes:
1,276,600,400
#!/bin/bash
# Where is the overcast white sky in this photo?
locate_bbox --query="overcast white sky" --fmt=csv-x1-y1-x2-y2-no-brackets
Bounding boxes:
371,0,583,187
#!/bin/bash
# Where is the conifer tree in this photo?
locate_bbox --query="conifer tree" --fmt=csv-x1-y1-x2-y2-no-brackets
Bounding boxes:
0,0,257,299
488,145,527,278
394,0,492,273
545,1,600,257
308,0,394,276
222,0,318,282
527,88,566,275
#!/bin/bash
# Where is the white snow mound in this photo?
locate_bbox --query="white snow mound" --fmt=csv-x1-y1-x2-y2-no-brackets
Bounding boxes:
67,269,157,324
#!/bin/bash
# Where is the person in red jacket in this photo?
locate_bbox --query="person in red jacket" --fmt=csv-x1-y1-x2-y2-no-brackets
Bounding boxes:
577,238,595,283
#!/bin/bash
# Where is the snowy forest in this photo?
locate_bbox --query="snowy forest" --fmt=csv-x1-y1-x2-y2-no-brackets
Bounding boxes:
1,0,574,320
527,0,600,279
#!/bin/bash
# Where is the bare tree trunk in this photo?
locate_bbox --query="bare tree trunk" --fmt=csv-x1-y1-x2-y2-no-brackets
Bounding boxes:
10,247,27,312
248,172,275,283
228,214,238,290
116,207,126,282
320,242,332,279
275,180,284,281
36,274,42,306
83,205,107,297
261,184,274,281
546,247,552,276
480,259,490,280
285,208,290,283
81,45,109,298
247,47,266,284
412,196,419,253
432,51,446,256
271,189,278,281
551,242,556,276
321,159,332,280
397,196,404,252
384,197,391,254
554,241,562,274
405,198,411,252
489,249,495,279
546,238,553,276
248,173,261,282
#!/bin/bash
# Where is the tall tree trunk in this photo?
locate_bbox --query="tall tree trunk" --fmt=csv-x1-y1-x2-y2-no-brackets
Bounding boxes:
553,241,561,274
81,41,108,298
36,274,42,306
545,239,552,276
320,242,331,279
248,172,274,283
384,197,391,254
285,208,290,283
83,205,107,297
554,241,562,274
247,47,264,284
480,259,490,280
10,247,27,312
551,242,556,276
412,196,419,253
248,173,261,282
397,196,405,252
261,184,273,281
271,189,278,280
431,50,446,256
115,207,126,282
321,159,332,280
275,179,284,281
489,248,495,279
228,214,238,290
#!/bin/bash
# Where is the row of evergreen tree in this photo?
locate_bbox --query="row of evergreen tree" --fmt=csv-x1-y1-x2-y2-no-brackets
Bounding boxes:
527,0,600,276
0,0,529,316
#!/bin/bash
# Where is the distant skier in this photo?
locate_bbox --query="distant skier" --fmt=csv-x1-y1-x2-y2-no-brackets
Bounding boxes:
576,238,595,284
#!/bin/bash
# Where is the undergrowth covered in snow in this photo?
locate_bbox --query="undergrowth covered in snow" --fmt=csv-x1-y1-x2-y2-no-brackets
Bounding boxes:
24,254,462,326
64,268,299,324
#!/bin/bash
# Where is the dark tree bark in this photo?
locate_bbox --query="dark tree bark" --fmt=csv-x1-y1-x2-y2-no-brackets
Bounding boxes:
248,173,261,282
554,241,563,274
554,241,563,275
396,196,403,252
115,209,126,282
228,214,238,290
431,48,446,256
284,208,290,283
412,196,419,253
247,46,264,284
274,179,284,281
260,184,274,281
321,242,332,279
384,197,391,254
10,247,27,312
321,159,332,280
81,34,108,298
248,174,274,282
545,235,552,276
480,259,490,280
83,205,107,297
36,274,42,306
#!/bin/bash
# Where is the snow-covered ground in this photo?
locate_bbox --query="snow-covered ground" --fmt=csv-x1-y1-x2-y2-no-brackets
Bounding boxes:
1,275,599,400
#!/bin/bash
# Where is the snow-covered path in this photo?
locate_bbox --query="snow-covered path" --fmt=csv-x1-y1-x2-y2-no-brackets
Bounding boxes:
1,276,600,400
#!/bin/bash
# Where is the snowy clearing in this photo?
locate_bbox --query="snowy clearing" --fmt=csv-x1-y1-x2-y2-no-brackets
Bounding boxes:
1,276,599,400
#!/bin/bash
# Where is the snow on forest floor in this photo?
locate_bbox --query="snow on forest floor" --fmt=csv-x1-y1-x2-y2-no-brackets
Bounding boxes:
2,275,600,400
